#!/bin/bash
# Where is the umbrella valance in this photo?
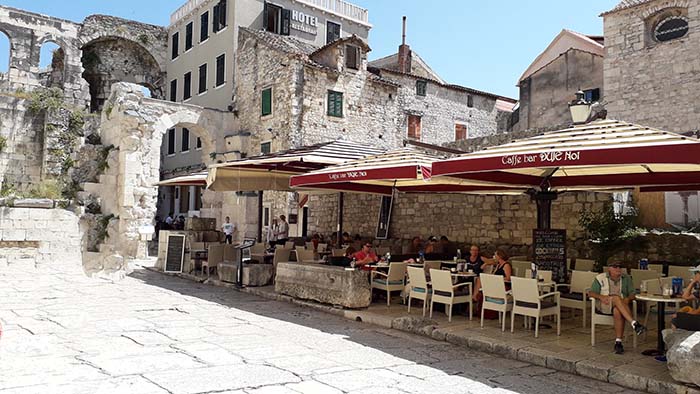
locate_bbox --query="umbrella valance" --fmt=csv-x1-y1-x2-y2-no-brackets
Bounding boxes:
154,171,207,187
206,140,384,191
432,119,700,190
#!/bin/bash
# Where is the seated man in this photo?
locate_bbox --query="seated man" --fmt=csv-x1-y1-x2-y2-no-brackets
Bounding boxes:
672,265,700,331
589,261,646,354
353,243,378,270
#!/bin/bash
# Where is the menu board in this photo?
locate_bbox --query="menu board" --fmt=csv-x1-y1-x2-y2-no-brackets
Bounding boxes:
164,234,185,273
533,229,566,282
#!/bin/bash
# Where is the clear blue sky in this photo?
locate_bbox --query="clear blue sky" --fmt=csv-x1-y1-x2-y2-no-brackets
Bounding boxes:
0,0,618,98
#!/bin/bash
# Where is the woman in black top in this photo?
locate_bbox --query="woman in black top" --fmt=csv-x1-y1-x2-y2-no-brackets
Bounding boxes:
472,248,510,301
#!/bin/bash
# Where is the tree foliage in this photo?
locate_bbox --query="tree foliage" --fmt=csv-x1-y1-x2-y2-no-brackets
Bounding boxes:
578,203,638,272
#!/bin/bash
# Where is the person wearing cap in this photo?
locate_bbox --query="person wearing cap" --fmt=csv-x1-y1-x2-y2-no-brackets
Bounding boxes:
671,265,700,331
589,261,646,354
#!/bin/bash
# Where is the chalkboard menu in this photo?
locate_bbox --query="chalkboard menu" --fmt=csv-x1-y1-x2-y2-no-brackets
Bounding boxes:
375,195,394,239
164,234,185,273
533,229,566,282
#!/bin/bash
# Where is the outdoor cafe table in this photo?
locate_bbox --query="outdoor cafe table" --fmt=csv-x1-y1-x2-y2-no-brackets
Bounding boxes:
635,293,685,356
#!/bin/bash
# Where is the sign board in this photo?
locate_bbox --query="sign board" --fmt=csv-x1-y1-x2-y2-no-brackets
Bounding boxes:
164,234,186,273
375,194,394,240
533,229,566,282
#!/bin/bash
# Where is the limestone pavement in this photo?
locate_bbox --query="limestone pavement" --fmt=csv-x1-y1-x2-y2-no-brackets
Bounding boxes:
1,262,640,394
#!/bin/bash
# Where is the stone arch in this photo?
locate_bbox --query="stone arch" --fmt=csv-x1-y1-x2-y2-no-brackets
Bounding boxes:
0,29,9,75
37,39,64,88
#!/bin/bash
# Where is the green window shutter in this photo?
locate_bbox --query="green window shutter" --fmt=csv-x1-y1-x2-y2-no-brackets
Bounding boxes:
328,91,343,117
261,88,272,116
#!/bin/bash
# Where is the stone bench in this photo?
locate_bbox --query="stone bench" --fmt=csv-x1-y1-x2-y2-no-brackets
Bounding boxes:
218,262,273,287
275,262,371,309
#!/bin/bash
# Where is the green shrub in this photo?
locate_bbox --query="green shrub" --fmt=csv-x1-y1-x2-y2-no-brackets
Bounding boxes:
27,87,64,114
579,203,639,272
0,135,6,152
24,179,63,200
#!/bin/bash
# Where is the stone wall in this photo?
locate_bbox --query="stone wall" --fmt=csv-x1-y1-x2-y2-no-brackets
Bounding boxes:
0,95,45,190
603,0,700,133
0,207,82,271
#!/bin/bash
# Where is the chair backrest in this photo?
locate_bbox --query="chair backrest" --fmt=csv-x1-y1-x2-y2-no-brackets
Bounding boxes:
223,244,239,262
570,270,599,293
429,269,454,295
387,262,407,282
284,241,295,249
575,259,596,271
481,273,508,300
482,264,495,275
318,243,327,252
250,242,266,255
668,265,693,281
423,261,441,274
647,264,663,274
510,277,540,304
407,266,428,289
510,260,531,277
525,269,552,282
642,277,674,294
273,248,292,265
207,244,224,264
305,242,314,250
191,241,205,251
297,248,315,263
375,247,390,256
332,248,346,257
631,268,661,290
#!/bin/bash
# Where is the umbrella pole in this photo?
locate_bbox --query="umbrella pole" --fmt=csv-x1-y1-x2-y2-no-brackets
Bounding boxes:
336,192,344,247
257,190,263,242
531,190,558,230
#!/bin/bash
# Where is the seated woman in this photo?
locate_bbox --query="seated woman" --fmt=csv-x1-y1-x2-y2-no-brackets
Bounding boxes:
672,266,700,331
472,249,511,301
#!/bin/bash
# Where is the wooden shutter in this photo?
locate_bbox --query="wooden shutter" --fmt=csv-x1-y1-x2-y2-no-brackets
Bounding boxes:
281,8,291,36
408,115,421,140
346,45,358,70
213,4,220,32
455,123,467,140
198,64,207,94
200,12,209,41
171,32,179,59
218,0,227,27
261,88,272,116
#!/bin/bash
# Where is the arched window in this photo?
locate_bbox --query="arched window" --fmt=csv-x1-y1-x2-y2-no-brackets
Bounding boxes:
0,31,10,74
39,41,61,69
654,16,689,42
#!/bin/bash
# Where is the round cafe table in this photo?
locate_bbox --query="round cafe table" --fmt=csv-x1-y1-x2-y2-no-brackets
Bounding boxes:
635,293,684,356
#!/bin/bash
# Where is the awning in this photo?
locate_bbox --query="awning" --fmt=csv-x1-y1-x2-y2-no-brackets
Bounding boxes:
206,140,385,191
432,119,700,191
290,148,526,195
154,171,207,187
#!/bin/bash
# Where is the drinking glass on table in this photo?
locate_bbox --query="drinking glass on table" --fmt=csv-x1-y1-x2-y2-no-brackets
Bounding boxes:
640,281,647,295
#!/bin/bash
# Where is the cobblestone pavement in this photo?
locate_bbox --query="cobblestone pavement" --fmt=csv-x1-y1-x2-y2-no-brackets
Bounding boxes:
0,265,642,394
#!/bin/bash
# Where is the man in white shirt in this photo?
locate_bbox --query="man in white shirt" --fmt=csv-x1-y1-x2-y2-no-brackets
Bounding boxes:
165,213,174,229
276,215,289,245
221,216,236,244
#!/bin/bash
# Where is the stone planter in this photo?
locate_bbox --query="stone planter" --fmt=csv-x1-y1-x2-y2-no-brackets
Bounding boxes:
218,262,273,287
274,262,371,308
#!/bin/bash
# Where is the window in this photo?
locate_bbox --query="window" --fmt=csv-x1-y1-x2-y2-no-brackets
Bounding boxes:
215,54,225,87
583,88,600,102
416,80,427,96
185,22,193,50
407,115,421,140
455,123,467,141
263,206,270,227
345,45,359,70
183,72,192,100
171,32,179,59
327,90,343,117
181,128,190,152
261,141,271,154
264,2,290,35
261,87,272,116
196,137,202,150
198,63,207,94
167,128,176,155
654,15,688,42
169,79,177,102
213,0,227,32
200,12,209,42
327,21,341,44
467,95,473,108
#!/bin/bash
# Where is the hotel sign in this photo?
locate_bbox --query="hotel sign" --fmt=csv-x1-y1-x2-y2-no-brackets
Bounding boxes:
290,10,318,35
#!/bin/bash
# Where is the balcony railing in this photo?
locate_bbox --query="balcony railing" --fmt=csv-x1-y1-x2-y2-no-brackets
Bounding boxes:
170,0,206,25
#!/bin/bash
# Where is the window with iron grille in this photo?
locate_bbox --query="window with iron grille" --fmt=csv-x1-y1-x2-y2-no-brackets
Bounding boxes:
327,91,343,117
407,115,421,140
654,15,688,42
416,80,427,96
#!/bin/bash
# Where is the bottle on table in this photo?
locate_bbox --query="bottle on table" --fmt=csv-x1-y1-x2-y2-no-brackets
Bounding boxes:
350,257,356,268
456,249,461,260
531,262,538,279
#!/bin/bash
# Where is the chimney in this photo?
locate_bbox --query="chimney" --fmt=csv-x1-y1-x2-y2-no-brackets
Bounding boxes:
398,16,412,73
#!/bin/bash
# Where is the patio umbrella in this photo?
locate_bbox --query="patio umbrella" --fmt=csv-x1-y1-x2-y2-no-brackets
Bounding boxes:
206,140,385,242
154,171,208,187
432,119,700,229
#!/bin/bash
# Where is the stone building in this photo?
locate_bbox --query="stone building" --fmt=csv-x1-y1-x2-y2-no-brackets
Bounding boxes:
514,29,604,131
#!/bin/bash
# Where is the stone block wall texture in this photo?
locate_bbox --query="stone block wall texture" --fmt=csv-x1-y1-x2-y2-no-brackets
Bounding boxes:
0,207,82,271
604,0,700,133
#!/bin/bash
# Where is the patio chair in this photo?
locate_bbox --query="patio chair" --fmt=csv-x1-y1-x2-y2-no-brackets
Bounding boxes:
510,276,561,338
574,259,595,272
590,296,637,347
371,262,407,306
480,273,513,331
668,265,693,281
429,269,472,322
223,244,239,263
331,248,346,257
272,248,292,283
647,264,663,274
525,269,552,282
510,260,531,277
250,242,266,255
203,244,224,278
284,241,295,249
296,248,315,263
423,261,441,278
631,269,661,292
556,270,598,327
641,277,683,335
406,266,432,316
